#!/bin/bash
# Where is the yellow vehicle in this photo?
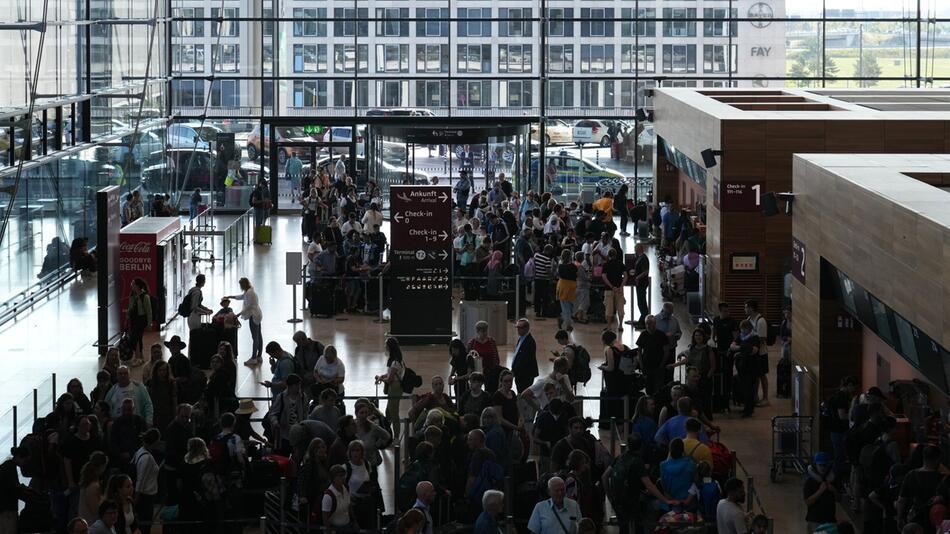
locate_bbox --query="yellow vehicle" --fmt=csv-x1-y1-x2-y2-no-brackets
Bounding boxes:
530,118,573,146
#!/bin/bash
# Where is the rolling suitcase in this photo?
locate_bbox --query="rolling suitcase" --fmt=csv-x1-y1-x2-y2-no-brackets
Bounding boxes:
637,219,650,239
255,224,272,244
776,355,792,398
309,282,336,318
711,372,730,414
188,324,218,369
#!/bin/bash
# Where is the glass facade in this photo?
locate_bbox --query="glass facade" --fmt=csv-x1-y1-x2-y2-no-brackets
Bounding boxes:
1,0,950,305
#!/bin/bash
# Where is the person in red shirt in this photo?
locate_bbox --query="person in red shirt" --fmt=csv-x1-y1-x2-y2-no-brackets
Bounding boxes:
468,321,501,393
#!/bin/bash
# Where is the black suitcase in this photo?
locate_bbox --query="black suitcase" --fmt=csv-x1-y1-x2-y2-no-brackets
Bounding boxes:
188,324,218,369
245,458,281,490
637,220,650,239
711,372,730,413
308,282,336,318
776,356,792,398
220,326,239,356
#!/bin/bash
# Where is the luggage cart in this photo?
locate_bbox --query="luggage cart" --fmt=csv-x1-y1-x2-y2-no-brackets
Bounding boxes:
769,415,813,482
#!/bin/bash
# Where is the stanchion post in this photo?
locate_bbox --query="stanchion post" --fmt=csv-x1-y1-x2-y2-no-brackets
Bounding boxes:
610,417,617,455
394,444,402,484
51,373,56,402
746,477,754,514
378,275,385,322
32,389,37,423
12,406,17,446
287,284,302,324
515,274,521,322
279,477,287,534
623,396,630,442
259,516,266,533
504,476,514,533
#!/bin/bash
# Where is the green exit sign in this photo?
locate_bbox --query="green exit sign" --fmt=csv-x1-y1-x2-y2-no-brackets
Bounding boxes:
303,125,325,135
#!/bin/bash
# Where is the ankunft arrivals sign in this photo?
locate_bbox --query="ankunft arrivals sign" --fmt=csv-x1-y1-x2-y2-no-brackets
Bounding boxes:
390,185,453,338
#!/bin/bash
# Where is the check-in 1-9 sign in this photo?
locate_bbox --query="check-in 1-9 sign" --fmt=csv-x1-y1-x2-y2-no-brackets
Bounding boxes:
390,185,453,338
721,182,762,212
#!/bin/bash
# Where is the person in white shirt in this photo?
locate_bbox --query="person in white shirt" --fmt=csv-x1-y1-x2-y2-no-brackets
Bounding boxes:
340,212,363,235
227,277,264,365
132,428,161,523
322,464,354,529
361,203,383,233
520,357,575,423
186,274,213,330
717,478,748,534
314,345,346,396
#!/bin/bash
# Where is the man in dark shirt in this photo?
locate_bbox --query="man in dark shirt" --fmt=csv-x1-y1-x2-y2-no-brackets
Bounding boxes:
898,445,945,528
712,303,739,407
631,244,651,329
465,429,498,517
602,249,628,332
163,403,194,504
550,416,597,474
826,376,858,478
636,315,671,395
803,452,838,530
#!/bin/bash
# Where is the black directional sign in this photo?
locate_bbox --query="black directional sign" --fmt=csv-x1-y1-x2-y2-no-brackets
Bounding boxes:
389,185,454,340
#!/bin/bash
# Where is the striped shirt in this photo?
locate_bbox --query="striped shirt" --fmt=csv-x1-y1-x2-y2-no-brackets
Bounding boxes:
533,253,554,280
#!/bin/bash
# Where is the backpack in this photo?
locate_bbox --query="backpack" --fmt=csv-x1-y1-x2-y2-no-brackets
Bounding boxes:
400,366,423,394
177,291,193,317
606,452,640,505
569,345,592,384
468,457,504,502
396,460,430,511
707,441,733,480
117,332,134,362
209,433,235,474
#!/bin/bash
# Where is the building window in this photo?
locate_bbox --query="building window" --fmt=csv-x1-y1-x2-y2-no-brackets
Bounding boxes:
293,44,327,73
457,80,492,108
581,81,614,108
663,45,697,74
173,44,204,73
293,80,328,108
457,8,491,38
173,8,203,37
621,44,655,74
416,8,448,37
263,44,273,74
212,44,240,73
547,45,573,74
210,80,239,107
377,81,408,107
500,81,532,108
416,44,449,73
498,45,532,74
499,8,532,38
172,80,204,107
457,44,491,73
334,44,369,73
211,7,239,37
376,8,409,37
704,44,738,73
581,45,614,74
376,44,409,73
333,8,368,37
263,8,273,37
547,80,573,108
581,8,613,38
416,80,449,108
333,80,368,108
621,8,655,38
662,8,696,38
704,8,738,38
546,8,572,37
293,9,326,37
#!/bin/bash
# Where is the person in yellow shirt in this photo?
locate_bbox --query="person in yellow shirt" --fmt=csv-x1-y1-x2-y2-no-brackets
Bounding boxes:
682,417,713,468
592,191,614,224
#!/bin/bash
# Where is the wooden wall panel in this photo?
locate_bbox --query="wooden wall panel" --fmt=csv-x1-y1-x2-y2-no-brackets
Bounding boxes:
884,121,947,152
722,121,766,152
825,120,886,152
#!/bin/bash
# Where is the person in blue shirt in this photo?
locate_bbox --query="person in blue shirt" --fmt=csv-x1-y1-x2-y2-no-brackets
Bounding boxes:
659,438,697,512
631,395,658,458
481,407,508,472
262,341,295,398
285,151,303,198
655,397,708,447
474,490,505,534
528,477,581,534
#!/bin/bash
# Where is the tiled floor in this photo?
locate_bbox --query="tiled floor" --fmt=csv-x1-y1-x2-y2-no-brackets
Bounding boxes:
0,213,816,532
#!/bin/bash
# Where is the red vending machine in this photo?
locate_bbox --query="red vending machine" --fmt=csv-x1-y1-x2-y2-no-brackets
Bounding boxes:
118,217,184,329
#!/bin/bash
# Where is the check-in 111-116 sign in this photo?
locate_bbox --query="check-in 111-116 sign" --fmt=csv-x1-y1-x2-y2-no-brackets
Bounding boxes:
389,185,453,338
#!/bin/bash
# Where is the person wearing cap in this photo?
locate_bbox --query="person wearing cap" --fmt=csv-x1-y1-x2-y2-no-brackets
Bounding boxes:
164,336,190,380
825,375,859,479
804,452,837,531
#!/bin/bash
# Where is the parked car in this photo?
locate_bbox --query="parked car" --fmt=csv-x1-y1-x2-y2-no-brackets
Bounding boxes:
142,148,268,193
572,119,613,147
167,123,211,151
529,151,625,187
246,124,315,163
365,108,435,117
322,126,367,155
636,124,655,163
531,119,573,146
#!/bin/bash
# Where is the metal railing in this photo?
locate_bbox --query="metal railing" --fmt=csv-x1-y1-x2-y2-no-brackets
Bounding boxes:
181,207,254,264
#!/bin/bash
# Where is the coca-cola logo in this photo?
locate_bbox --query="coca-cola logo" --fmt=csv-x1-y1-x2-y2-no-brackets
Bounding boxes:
120,241,151,254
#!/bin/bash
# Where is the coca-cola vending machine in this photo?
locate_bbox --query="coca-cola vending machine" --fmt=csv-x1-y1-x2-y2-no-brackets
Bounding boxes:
118,217,184,329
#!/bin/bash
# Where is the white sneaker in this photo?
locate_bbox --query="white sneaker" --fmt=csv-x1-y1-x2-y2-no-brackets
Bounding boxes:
244,357,261,366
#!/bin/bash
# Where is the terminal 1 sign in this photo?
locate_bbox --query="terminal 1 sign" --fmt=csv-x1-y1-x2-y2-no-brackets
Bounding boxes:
390,185,453,340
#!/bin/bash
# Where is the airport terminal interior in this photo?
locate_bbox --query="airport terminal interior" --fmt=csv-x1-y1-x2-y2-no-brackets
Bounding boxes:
5,1,950,533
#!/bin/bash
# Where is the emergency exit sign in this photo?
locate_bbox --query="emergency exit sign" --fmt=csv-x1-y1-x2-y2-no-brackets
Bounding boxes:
303,125,325,135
